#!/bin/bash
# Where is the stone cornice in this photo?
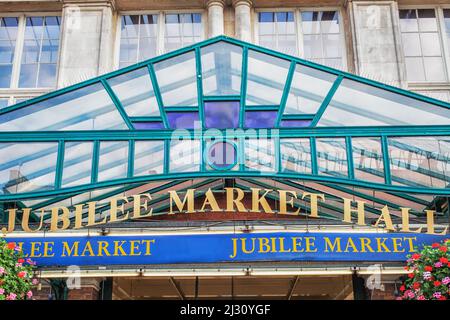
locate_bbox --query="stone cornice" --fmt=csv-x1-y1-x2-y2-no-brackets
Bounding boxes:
205,0,226,8
232,0,252,7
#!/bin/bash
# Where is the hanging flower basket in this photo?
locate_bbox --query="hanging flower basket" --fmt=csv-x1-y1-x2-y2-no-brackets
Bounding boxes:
399,238,450,300
0,239,39,300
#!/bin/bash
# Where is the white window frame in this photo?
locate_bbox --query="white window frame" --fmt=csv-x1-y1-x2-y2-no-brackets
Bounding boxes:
114,10,207,69
253,7,348,71
398,5,450,96
0,12,62,104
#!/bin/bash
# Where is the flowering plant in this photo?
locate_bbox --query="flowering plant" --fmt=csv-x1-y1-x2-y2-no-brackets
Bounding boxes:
399,238,450,300
0,239,38,300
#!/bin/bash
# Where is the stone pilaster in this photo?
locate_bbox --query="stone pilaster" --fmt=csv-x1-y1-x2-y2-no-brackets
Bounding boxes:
349,0,407,88
232,0,252,42
206,0,225,37
57,1,116,88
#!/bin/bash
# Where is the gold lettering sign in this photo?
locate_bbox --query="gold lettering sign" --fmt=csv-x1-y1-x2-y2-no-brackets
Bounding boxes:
0,188,446,235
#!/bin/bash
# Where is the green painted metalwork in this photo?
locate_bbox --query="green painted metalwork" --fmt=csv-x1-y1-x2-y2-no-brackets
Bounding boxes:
276,61,296,126
147,64,169,128
100,79,134,130
310,75,343,127
0,35,449,213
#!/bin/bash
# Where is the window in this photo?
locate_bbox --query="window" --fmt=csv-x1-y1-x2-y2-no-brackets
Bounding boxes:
258,12,296,55
0,15,61,89
118,15,158,69
118,12,204,67
256,10,346,70
399,9,446,82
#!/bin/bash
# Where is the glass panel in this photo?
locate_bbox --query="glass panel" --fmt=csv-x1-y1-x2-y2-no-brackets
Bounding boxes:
280,138,311,173
154,51,198,106
62,142,93,187
0,17,18,88
245,111,277,128
280,119,312,127
352,137,384,183
0,98,9,109
399,10,418,32
164,13,202,52
201,42,242,95
388,136,450,188
285,64,337,114
134,141,164,176
0,142,58,194
316,138,348,177
246,50,290,106
98,141,129,182
107,67,160,117
318,78,450,126
245,138,276,172
133,122,165,130
258,11,297,55
0,83,129,131
167,112,199,129
119,15,158,68
19,16,61,88
169,139,200,172
204,101,239,129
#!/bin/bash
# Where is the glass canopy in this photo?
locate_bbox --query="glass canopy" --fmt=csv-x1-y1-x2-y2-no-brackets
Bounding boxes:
0,36,449,224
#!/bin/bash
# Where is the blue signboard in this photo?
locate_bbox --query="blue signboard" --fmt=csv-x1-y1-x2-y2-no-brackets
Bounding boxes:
6,232,446,266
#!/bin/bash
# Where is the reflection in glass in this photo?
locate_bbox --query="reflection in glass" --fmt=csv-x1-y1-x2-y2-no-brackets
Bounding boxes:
165,13,202,52
134,141,164,176
108,67,160,117
154,51,198,106
204,101,239,128
133,122,165,130
170,139,200,172
280,138,311,173
98,141,129,182
318,79,450,127
280,119,312,127
119,15,158,68
316,138,348,177
245,138,276,172
245,111,277,128
0,142,58,194
19,16,61,88
285,64,337,114
246,50,290,105
201,42,242,95
62,142,93,187
207,141,237,170
352,137,384,183
0,83,129,131
388,136,450,188
0,17,18,88
0,98,9,109
167,112,199,129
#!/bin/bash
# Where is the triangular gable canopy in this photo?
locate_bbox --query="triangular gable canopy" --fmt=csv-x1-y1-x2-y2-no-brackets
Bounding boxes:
0,36,449,225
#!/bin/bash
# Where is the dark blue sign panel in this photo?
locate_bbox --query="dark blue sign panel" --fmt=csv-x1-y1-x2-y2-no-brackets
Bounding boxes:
6,232,446,266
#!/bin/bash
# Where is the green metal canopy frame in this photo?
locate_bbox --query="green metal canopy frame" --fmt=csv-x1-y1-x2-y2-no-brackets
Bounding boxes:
0,35,449,213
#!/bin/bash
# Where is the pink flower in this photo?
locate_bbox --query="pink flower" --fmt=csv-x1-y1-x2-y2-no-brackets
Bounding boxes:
0,288,4,295
6,293,17,300
443,277,450,285
15,263,22,268
434,262,443,268
32,278,39,285
433,292,442,299
0,267,5,275
417,295,426,300
423,271,432,280
26,291,33,299
407,291,415,298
